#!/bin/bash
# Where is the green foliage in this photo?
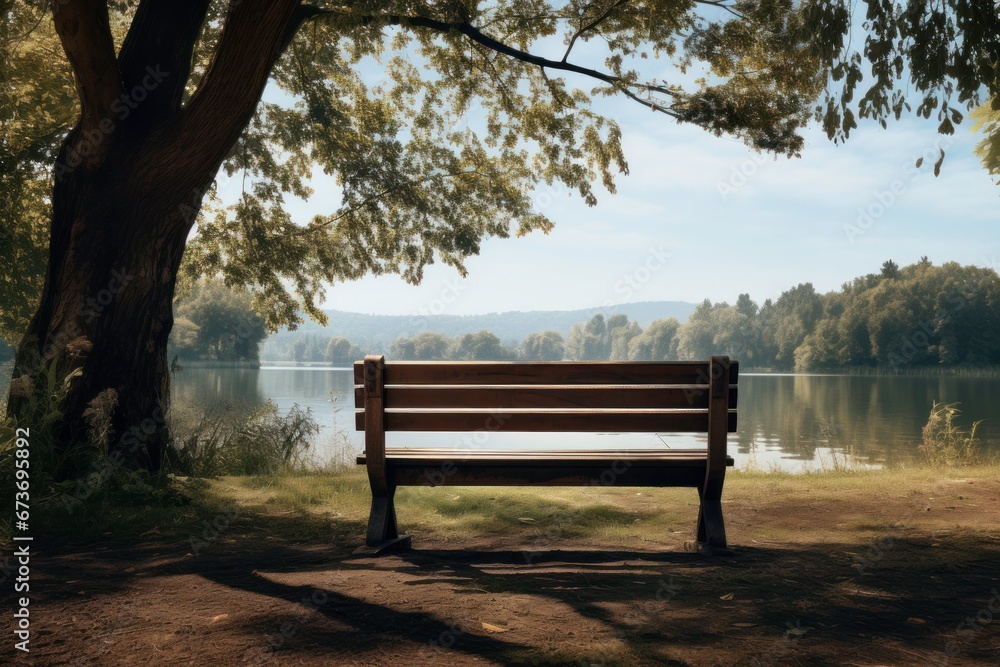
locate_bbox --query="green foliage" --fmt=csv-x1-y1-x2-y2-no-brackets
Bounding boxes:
0,6,76,343
628,317,680,360
169,279,267,363
270,331,368,363
716,260,1000,371
919,402,982,466
255,260,1000,369
797,261,1000,371
1,340,88,483
325,336,361,366
200,0,995,327
451,330,514,360
676,300,717,360
566,313,641,360
565,314,606,360
7,0,998,342
170,401,320,477
390,331,452,360
609,319,641,360
0,170,47,344
521,330,565,361
0,340,191,525
261,303,696,355
971,98,1000,180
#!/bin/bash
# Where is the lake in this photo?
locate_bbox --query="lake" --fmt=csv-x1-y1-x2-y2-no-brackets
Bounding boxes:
167,367,999,472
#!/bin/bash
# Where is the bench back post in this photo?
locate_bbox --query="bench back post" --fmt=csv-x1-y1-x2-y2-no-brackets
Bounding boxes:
697,355,732,551
363,354,388,496
707,355,731,471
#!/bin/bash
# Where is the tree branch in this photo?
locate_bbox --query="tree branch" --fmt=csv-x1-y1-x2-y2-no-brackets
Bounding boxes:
294,169,487,236
117,0,213,115
562,0,630,63
173,0,306,185
693,0,744,19
310,8,681,116
282,3,329,51
51,0,121,135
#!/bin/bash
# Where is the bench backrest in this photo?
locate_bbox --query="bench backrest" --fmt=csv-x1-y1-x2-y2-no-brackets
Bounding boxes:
354,356,738,434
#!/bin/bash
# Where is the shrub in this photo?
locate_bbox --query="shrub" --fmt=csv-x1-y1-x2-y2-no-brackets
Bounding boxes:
1,341,93,488
919,402,983,466
170,400,319,476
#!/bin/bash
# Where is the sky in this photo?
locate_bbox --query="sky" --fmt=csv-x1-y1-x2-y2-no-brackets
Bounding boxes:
240,27,1000,318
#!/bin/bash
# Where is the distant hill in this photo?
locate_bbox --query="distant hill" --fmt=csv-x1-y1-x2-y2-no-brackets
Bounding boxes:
261,300,697,358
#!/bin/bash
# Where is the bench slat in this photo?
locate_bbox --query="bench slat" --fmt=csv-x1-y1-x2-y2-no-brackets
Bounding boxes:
353,385,737,409
359,457,733,487
359,448,728,462
354,409,738,432
353,361,738,386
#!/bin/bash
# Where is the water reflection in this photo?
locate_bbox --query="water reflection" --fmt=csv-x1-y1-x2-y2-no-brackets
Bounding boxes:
171,367,267,408
4,363,996,472
737,374,998,467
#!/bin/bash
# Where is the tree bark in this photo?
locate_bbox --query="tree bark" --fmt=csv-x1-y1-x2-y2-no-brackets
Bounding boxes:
8,132,214,472
6,0,305,475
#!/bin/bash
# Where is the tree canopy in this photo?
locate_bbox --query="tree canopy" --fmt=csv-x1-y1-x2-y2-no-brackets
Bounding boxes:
3,0,999,343
3,0,1000,473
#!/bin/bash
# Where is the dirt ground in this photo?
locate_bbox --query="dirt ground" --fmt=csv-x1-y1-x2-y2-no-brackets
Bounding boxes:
6,472,1000,666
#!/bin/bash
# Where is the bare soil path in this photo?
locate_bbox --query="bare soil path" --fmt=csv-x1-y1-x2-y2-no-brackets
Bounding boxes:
5,471,1000,666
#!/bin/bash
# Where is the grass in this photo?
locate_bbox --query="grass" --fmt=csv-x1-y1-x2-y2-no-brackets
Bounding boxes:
169,399,323,476
32,462,999,550
919,401,984,466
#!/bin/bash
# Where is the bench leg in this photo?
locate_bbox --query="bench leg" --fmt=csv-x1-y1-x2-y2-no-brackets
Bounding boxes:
367,492,397,545
360,485,411,554
697,472,734,556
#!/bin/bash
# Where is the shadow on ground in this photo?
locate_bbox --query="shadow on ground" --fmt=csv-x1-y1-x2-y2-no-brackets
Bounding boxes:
19,504,1000,666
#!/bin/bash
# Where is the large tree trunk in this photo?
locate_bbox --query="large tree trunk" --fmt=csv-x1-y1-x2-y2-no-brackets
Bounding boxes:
8,132,213,473
6,0,305,475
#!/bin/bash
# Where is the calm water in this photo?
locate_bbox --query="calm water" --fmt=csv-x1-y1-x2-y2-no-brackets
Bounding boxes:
167,367,999,472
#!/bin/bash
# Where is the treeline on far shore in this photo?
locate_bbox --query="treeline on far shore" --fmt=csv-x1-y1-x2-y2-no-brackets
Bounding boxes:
259,259,1000,373
39,259,984,372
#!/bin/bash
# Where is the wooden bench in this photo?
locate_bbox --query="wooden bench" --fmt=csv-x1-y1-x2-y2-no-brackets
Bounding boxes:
355,355,738,555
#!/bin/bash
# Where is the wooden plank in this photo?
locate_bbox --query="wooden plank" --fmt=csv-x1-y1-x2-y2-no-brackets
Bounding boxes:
353,385,737,410
354,408,738,432
387,447,712,455
358,448,731,462
353,360,741,385
353,361,714,385
355,408,737,432
384,462,722,487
